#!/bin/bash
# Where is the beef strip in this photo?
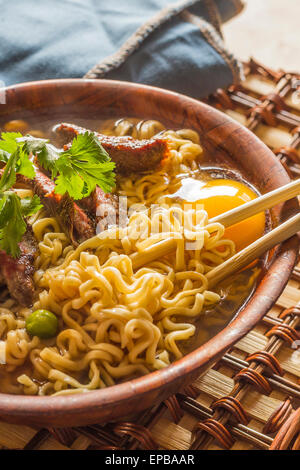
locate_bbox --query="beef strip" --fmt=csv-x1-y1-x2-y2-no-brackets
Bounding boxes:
16,170,95,244
78,187,119,233
0,226,37,306
54,122,169,175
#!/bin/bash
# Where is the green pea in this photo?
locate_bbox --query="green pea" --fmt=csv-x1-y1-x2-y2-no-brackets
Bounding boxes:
26,309,58,339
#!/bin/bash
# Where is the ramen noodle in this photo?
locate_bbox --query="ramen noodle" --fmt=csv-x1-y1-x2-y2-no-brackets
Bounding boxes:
0,118,255,396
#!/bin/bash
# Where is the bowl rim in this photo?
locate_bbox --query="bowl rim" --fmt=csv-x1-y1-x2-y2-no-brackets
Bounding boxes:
0,78,298,421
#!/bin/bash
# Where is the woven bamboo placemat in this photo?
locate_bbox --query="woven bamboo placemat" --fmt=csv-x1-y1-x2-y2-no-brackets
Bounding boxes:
1,59,300,451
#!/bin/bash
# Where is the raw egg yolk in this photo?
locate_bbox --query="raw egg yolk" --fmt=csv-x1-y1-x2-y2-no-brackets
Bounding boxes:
169,178,265,251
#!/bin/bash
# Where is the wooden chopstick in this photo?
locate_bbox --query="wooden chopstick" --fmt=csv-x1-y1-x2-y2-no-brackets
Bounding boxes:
130,179,300,270
206,212,300,288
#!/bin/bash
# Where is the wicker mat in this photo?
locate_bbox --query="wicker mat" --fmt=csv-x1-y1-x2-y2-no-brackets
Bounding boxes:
1,59,300,451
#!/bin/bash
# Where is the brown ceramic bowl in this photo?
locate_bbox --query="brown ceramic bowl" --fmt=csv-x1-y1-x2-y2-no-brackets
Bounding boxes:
0,79,298,427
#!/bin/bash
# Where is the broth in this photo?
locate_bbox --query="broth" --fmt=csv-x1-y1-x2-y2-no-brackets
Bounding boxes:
0,114,267,394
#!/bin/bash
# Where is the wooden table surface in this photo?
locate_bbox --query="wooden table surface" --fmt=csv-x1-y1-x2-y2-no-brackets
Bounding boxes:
223,0,300,71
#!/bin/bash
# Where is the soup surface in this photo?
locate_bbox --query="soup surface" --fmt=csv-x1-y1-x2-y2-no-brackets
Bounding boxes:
0,116,266,395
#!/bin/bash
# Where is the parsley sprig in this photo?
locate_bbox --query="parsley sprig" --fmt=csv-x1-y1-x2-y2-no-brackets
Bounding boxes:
22,131,115,198
0,130,116,257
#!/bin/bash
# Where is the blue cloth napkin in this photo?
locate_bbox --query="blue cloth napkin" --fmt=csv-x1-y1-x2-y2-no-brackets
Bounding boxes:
0,0,244,98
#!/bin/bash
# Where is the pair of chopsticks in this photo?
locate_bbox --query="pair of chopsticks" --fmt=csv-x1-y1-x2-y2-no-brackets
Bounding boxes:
130,179,300,287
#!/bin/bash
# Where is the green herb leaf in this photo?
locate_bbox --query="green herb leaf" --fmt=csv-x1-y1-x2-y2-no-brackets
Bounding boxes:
0,192,42,258
17,147,36,179
0,192,26,257
0,133,36,189
22,136,60,173
0,132,22,153
20,194,43,217
0,150,18,192
54,168,85,200
0,149,10,164
54,132,115,198
66,131,110,163
21,135,49,153
38,144,61,173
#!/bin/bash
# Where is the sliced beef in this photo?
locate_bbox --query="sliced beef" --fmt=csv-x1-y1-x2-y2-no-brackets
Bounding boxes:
16,170,95,244
0,226,37,306
54,122,169,175
78,186,119,233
